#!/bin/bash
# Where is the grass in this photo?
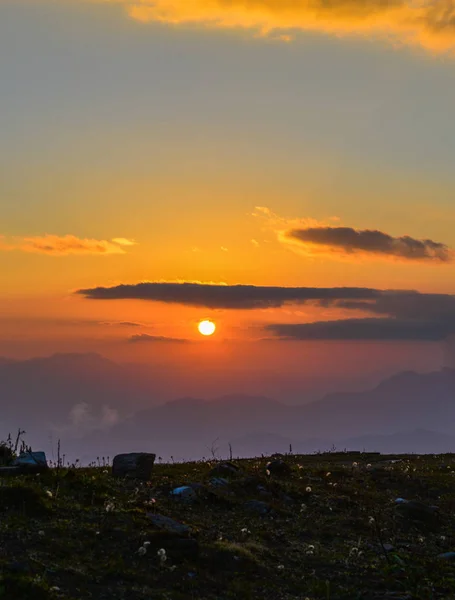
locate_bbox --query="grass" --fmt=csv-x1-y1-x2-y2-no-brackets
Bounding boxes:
0,452,455,599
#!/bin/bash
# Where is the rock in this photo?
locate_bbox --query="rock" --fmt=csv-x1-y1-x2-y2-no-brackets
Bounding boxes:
12,451,48,474
244,500,270,515
171,486,198,503
266,460,292,477
209,462,240,478
112,453,155,480
210,477,229,489
395,500,438,522
147,514,191,536
438,552,455,560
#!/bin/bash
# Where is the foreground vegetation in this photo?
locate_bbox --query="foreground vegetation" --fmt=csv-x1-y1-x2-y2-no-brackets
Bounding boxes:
1,450,455,599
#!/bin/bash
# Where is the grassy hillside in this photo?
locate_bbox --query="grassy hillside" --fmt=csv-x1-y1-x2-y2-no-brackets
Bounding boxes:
1,452,455,599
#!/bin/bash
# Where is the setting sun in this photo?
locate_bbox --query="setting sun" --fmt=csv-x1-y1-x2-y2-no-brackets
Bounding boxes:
198,320,216,337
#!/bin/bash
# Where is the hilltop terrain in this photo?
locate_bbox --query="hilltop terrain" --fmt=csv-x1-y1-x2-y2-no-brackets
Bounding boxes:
1,452,455,599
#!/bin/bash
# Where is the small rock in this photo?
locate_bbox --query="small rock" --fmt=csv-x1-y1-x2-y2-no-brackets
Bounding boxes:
266,460,292,477
209,462,241,478
210,477,229,489
395,500,438,522
112,453,155,481
147,513,191,536
171,486,197,503
244,500,270,515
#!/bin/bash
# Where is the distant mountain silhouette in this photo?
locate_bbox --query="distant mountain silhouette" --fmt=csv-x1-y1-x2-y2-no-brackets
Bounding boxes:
0,353,160,443
1,353,455,461
342,429,455,454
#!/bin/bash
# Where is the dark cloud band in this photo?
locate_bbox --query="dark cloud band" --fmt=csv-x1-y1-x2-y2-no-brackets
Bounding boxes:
286,227,452,262
77,282,383,310
267,319,453,342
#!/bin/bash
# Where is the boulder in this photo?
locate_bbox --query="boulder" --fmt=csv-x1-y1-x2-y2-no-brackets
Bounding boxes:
0,451,49,475
112,453,155,480
395,500,439,522
147,513,191,536
266,459,292,477
170,486,198,503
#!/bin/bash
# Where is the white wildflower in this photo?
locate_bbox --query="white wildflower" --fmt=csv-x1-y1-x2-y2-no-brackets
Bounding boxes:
277,564,285,570
46,490,53,498
352,462,359,468
143,541,151,547
38,530,45,537
300,503,307,513
368,516,375,525
105,502,115,513
157,548,167,564
326,472,331,477
305,544,315,555
137,546,147,556
306,486,312,493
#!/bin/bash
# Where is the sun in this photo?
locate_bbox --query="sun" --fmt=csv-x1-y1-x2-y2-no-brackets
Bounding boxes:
198,320,216,337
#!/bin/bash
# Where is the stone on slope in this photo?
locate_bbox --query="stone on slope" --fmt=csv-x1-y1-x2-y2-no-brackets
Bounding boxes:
266,459,292,477
147,513,191,536
112,453,155,480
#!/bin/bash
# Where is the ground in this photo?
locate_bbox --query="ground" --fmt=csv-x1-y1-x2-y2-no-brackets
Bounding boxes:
1,452,455,599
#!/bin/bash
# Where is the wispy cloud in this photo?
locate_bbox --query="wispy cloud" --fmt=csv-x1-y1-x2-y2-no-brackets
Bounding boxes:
129,334,191,344
99,0,455,55
286,226,452,263
0,234,137,256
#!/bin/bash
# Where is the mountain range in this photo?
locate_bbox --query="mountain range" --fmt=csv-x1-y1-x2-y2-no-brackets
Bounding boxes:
1,353,454,462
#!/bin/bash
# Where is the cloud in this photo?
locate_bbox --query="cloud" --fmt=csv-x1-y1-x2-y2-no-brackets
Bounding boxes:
77,280,455,342
128,333,191,343
99,321,144,327
99,0,455,55
337,291,455,322
285,226,452,263
0,234,137,256
267,318,453,342
77,281,383,309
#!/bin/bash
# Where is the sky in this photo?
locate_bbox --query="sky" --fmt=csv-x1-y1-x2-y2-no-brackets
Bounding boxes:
1,0,455,396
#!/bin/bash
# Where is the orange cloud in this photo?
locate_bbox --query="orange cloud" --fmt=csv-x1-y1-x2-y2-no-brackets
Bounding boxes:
102,0,455,54
0,234,136,256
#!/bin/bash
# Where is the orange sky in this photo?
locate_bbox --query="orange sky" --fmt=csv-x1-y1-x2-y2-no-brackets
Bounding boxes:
1,0,455,394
